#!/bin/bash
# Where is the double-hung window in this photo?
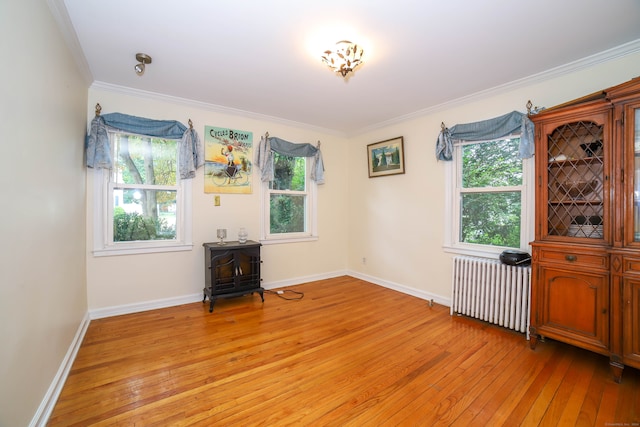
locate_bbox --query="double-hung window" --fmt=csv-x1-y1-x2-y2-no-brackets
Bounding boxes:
261,152,317,243
93,132,192,256
445,135,533,256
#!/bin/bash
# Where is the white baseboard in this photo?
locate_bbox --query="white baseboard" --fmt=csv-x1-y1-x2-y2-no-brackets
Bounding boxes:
262,270,348,290
90,269,444,319
89,270,350,319
30,311,91,427
89,293,204,319
347,270,451,308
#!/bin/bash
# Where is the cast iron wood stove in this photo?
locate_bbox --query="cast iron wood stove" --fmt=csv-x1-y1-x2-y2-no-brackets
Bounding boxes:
203,241,263,312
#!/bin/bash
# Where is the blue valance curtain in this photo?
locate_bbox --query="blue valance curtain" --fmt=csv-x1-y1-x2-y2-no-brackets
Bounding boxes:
85,112,204,179
255,135,325,184
435,111,535,161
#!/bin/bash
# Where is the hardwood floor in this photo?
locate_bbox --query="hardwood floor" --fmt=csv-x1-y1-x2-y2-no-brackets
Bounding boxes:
48,276,639,426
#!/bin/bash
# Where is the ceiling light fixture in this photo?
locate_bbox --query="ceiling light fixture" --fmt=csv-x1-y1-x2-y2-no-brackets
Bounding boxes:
134,53,152,76
321,40,364,78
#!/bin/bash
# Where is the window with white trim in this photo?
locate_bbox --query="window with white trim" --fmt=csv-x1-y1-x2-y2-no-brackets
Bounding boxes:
261,152,317,243
445,135,533,256
93,132,192,256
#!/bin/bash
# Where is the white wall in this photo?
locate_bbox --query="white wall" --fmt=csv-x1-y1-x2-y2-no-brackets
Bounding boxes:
85,88,350,311
0,0,89,426
347,51,640,303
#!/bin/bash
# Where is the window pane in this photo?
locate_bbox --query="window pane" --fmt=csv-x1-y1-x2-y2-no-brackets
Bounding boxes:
113,189,176,241
460,191,521,247
270,194,305,233
114,135,177,185
269,154,305,191
462,138,521,188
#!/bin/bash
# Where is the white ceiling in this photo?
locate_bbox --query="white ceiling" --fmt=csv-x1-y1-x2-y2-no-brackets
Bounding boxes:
56,0,640,135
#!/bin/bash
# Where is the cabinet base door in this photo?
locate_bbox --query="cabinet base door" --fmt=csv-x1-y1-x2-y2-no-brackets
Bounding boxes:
623,279,640,366
535,267,609,353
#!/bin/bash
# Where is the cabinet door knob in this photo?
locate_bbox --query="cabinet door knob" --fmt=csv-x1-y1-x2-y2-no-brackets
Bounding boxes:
565,255,577,262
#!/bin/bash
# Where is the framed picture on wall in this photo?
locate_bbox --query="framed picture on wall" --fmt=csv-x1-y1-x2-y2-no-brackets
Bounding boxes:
367,136,405,178
204,126,254,194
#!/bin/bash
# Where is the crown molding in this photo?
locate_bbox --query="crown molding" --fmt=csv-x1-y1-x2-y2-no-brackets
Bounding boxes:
79,30,640,139
90,81,346,137
355,38,640,136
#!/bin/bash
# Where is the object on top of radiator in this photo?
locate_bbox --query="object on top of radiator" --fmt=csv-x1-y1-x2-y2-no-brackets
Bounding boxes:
499,249,531,266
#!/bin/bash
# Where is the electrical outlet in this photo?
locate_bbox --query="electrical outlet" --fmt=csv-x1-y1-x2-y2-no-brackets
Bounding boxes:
362,257,366,264
214,195,220,206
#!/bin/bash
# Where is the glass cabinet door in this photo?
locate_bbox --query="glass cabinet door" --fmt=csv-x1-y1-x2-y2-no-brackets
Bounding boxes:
545,119,605,239
634,107,640,241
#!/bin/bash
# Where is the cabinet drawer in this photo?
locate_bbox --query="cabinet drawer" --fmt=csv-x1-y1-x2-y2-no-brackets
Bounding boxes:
537,248,608,270
622,256,640,276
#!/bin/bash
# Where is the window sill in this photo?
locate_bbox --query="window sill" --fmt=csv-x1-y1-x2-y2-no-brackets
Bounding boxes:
259,235,319,245
442,244,503,260
93,243,193,257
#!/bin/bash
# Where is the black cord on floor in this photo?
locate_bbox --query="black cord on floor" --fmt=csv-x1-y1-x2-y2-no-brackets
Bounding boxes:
265,289,304,301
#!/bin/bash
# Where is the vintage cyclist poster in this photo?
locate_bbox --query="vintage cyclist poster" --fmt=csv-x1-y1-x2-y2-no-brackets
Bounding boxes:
204,126,253,194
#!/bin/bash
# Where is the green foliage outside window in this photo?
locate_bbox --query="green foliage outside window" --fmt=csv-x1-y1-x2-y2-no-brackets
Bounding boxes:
112,134,178,242
270,194,305,233
460,138,522,248
462,138,522,187
113,207,175,242
269,154,306,234
461,192,521,247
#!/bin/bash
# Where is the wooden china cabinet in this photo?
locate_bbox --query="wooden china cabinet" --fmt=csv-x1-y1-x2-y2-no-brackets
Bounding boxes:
529,77,640,382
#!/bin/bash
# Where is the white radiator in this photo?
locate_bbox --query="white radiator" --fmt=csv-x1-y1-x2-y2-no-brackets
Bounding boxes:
450,256,531,338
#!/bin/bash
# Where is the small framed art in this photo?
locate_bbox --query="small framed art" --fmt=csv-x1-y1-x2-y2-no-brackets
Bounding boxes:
367,136,405,178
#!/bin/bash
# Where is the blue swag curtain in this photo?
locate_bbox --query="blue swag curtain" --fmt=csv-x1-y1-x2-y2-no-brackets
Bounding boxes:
435,111,535,161
85,112,204,179
255,135,325,184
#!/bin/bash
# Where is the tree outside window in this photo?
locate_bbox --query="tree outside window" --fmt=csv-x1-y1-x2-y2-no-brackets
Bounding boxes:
457,137,523,249
110,134,179,243
269,153,307,234
263,152,317,241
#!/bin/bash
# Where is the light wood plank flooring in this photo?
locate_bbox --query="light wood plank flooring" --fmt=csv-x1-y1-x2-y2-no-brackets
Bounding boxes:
48,276,640,426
